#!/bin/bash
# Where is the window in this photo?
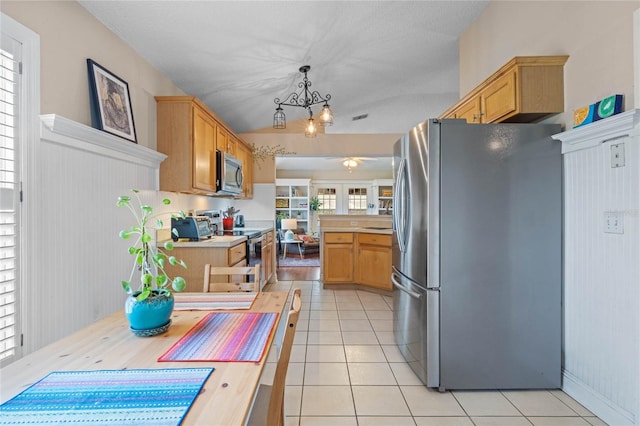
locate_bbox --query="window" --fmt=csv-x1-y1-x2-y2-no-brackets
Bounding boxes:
317,187,337,215
347,187,368,215
1,13,39,364
312,183,373,215
0,34,19,362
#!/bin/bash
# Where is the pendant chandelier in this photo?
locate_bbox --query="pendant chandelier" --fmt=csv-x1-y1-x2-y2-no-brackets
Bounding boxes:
273,65,333,138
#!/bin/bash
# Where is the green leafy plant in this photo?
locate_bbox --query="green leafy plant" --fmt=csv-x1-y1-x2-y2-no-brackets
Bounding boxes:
309,196,322,211
117,190,187,302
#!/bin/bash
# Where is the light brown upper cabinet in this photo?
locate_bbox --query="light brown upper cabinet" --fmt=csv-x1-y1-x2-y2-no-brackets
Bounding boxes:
234,139,254,199
156,97,217,194
440,56,569,124
156,96,253,196
216,124,236,155
449,96,481,123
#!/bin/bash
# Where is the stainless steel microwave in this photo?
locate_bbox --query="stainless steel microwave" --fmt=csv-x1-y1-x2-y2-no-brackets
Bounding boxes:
216,150,243,195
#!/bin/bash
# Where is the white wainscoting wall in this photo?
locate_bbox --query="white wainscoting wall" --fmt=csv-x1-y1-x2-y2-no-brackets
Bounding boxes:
553,110,640,426
22,115,230,355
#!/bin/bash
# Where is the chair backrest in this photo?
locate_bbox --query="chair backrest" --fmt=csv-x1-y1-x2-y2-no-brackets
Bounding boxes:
266,288,301,426
203,264,260,292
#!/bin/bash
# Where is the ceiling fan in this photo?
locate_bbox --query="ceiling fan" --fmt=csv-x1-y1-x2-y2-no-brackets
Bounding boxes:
335,157,378,172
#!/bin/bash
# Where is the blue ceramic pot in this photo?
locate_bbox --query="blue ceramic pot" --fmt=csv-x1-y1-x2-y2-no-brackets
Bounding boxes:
125,290,174,335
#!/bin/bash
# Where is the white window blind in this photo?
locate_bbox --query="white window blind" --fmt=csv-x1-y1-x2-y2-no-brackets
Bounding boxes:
0,41,18,362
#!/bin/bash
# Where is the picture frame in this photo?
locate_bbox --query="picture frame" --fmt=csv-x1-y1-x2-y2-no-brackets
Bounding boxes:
276,198,289,208
87,59,137,143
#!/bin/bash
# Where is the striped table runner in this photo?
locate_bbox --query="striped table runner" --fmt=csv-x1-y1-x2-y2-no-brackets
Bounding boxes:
158,312,278,362
0,368,213,425
173,293,257,310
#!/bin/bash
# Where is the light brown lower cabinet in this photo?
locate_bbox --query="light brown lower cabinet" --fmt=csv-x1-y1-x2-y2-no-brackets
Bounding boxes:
162,242,247,292
322,232,392,290
323,233,354,283
355,233,392,291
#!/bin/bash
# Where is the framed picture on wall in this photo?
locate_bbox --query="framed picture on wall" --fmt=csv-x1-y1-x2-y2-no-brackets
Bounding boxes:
87,59,137,143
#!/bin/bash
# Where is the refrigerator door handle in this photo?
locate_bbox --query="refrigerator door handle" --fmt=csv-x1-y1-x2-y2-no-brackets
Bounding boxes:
392,273,422,299
393,158,408,253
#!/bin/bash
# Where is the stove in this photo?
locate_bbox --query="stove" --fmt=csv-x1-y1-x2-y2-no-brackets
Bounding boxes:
213,229,261,239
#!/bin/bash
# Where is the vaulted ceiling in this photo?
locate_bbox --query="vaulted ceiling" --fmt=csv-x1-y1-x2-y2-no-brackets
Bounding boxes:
79,1,489,135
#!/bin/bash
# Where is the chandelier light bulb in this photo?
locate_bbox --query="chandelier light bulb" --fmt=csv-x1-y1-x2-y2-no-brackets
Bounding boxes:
305,117,317,138
320,104,333,126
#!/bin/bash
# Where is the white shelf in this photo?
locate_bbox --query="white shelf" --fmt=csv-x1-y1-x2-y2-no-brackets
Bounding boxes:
374,181,393,216
276,179,310,231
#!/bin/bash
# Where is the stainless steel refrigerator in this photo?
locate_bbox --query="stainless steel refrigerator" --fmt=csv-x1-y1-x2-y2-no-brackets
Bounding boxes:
392,118,562,390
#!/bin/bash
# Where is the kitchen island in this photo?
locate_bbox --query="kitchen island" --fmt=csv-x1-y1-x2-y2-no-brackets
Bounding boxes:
319,215,393,292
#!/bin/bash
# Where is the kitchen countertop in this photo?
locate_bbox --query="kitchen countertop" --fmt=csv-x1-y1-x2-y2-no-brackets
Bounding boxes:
321,227,393,235
158,226,275,248
161,235,247,248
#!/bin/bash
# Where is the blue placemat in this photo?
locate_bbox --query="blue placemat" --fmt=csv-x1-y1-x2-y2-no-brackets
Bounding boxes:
0,368,214,425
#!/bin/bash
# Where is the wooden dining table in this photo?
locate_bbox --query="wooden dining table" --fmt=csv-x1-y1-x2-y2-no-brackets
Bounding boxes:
0,291,289,425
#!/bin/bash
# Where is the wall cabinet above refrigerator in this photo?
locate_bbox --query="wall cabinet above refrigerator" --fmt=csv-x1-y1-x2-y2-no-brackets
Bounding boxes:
440,56,569,124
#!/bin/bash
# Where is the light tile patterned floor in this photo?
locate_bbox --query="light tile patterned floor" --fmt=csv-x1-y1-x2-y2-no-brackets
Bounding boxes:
263,280,608,426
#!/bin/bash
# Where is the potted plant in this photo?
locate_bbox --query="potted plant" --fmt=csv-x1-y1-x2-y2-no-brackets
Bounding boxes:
222,206,240,230
275,212,288,230
117,189,188,336
309,196,322,211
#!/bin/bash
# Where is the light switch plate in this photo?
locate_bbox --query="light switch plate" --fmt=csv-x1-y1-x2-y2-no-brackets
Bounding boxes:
604,211,624,234
611,143,625,168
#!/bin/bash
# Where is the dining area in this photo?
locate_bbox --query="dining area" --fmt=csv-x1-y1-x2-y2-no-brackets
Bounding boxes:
0,288,301,425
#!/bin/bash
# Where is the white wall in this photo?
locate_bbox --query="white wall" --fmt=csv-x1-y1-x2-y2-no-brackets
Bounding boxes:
21,116,233,355
460,1,639,130
277,168,392,181
554,111,639,426
0,1,185,150
234,183,277,221
241,132,400,183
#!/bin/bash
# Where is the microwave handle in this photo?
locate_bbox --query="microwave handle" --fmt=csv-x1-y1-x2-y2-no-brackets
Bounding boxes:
236,167,244,187
211,150,218,188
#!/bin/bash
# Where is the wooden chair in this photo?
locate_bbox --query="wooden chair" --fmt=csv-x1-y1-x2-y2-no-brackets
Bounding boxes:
203,264,260,292
247,288,302,426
